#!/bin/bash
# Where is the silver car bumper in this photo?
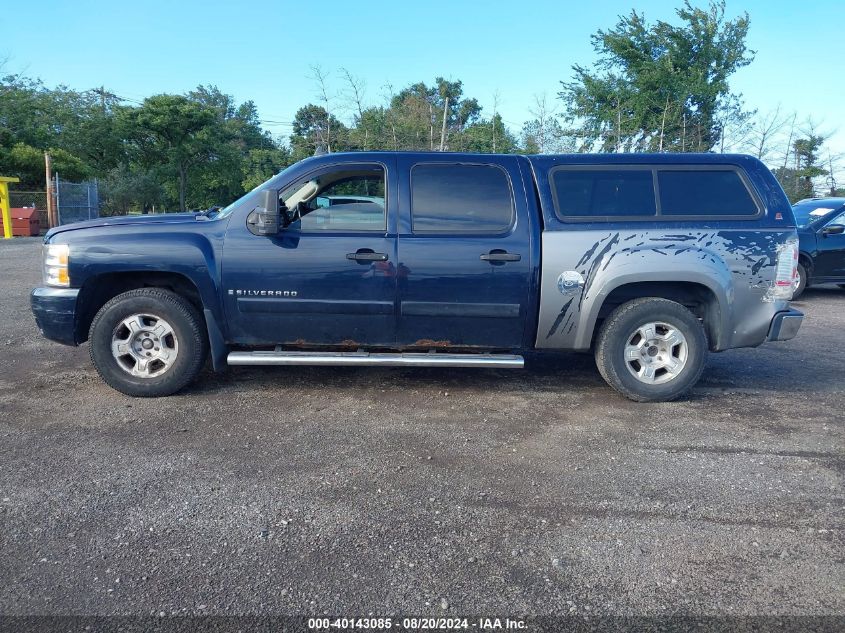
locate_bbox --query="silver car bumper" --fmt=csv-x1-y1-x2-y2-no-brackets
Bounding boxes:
766,308,803,342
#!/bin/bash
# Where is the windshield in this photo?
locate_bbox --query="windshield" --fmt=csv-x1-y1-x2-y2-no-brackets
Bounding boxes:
791,199,845,227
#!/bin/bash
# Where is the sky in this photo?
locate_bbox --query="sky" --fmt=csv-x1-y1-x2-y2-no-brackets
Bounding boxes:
2,0,843,180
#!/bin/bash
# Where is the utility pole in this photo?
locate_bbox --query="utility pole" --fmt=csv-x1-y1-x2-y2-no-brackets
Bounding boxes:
439,96,449,152
492,91,500,153
45,153,56,228
616,105,622,153
429,102,434,151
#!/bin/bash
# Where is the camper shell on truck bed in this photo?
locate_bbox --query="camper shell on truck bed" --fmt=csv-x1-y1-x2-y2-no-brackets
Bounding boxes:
32,152,802,402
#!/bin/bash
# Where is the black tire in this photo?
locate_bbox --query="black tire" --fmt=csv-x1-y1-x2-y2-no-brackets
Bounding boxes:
793,262,808,300
594,297,708,403
89,288,208,397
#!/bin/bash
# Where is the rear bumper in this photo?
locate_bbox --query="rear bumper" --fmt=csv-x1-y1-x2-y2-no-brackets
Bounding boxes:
30,287,79,346
766,308,803,342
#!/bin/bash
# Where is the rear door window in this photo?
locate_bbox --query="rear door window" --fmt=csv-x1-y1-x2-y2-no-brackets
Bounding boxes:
551,169,656,218
411,164,514,233
658,170,758,216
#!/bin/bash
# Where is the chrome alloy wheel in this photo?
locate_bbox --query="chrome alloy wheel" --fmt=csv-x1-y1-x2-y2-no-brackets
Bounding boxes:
111,313,179,378
623,321,688,385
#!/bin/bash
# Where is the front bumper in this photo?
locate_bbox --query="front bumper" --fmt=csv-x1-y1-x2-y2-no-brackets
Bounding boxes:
30,287,80,346
766,308,803,342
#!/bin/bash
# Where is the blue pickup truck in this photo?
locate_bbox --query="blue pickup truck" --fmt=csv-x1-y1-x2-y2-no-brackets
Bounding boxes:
31,152,803,402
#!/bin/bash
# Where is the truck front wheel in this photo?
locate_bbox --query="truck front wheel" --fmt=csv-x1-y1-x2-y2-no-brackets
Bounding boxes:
594,298,707,403
89,288,208,397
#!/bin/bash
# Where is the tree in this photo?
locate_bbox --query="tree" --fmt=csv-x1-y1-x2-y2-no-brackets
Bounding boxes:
100,167,165,215
241,147,291,191
462,114,519,154
775,135,829,202
289,104,349,160
129,95,217,210
739,106,790,160
521,93,574,154
381,78,481,151
4,143,90,185
0,73,96,185
559,1,754,152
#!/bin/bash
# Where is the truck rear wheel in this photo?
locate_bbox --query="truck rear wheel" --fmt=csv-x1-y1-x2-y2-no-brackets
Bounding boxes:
594,297,707,403
89,288,208,397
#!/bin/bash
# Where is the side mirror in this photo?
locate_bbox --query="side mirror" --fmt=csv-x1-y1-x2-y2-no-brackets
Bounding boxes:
822,224,845,237
254,189,280,235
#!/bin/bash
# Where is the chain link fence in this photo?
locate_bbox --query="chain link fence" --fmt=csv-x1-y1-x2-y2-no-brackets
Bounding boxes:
8,178,100,229
55,177,99,225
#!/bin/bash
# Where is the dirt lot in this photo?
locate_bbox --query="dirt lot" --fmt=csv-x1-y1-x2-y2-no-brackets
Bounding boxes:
0,236,843,620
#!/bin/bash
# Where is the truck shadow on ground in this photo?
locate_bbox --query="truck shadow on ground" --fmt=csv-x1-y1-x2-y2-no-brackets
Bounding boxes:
186,286,845,400
198,351,605,397
188,340,832,403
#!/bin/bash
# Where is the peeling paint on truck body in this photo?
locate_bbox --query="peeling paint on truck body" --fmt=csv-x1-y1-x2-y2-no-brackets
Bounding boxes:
528,153,797,353
536,227,790,351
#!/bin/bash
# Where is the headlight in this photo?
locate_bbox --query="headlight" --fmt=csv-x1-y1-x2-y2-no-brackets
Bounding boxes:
43,244,70,287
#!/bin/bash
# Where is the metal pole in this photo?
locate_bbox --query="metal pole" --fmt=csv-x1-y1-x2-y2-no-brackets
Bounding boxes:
0,177,20,239
45,153,55,229
54,173,60,226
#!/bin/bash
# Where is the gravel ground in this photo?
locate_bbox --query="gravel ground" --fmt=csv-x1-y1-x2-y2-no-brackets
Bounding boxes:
0,236,843,620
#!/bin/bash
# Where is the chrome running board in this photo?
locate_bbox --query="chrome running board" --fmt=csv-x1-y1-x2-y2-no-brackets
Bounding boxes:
227,349,524,369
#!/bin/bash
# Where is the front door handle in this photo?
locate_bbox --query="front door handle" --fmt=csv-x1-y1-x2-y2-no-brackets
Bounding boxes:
480,250,521,263
346,249,389,263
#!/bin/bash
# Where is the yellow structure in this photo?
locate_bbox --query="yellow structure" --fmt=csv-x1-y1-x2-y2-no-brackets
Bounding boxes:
1,177,21,239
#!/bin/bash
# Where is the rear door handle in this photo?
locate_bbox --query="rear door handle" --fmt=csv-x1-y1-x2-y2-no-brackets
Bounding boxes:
480,251,521,263
346,249,388,262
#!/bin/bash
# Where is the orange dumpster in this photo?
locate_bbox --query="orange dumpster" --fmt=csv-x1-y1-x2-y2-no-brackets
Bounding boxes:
11,207,40,236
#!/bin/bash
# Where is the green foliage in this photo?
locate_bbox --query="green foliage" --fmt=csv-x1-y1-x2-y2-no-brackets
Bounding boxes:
291,104,350,160
774,136,830,203
287,77,497,155
559,1,754,152
100,167,165,215
460,115,519,154
0,71,292,212
521,116,574,154
241,147,291,192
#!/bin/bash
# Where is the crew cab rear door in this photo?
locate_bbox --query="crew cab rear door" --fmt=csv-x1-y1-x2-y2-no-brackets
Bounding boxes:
395,155,534,350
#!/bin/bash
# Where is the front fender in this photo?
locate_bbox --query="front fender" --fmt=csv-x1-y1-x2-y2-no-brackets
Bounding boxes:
55,224,226,331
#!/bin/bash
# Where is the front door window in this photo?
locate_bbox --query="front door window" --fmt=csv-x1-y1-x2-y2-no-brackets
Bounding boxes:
281,167,386,233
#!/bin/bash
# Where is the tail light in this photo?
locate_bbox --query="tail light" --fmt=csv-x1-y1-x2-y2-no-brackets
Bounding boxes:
773,238,798,300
